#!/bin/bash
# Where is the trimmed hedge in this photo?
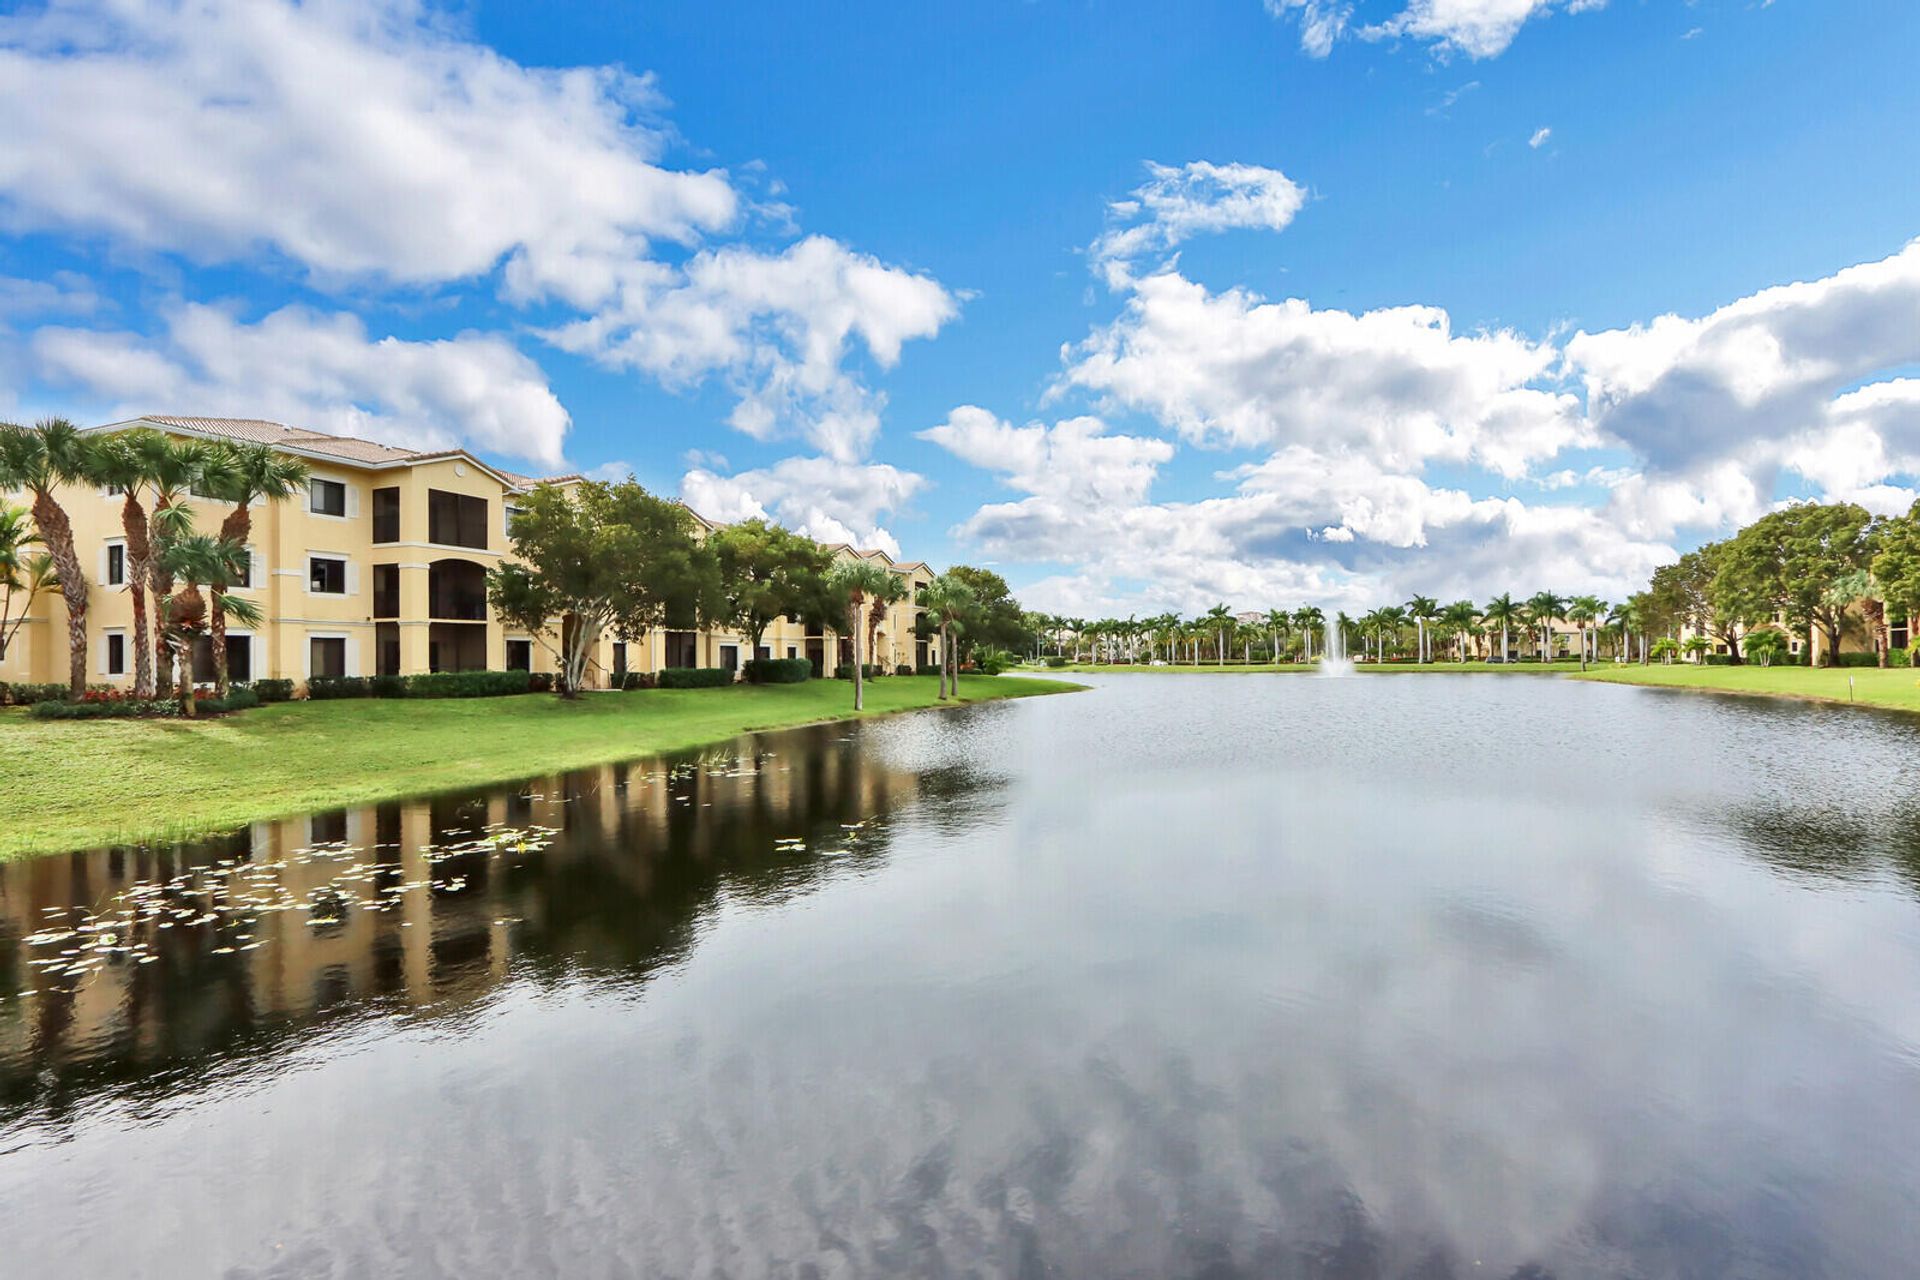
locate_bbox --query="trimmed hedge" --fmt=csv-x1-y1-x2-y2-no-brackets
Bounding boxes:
1,681,71,706
254,678,296,703
658,666,733,689
614,671,655,691
306,675,371,699
30,687,260,720
529,671,556,694
743,657,810,684
894,664,914,677
832,664,886,681
401,670,532,698
1044,656,1069,668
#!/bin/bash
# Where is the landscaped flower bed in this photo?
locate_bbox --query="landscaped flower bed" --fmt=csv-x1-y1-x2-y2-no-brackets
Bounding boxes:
28,686,261,719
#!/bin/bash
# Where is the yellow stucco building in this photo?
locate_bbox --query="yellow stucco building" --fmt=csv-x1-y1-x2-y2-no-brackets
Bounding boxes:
0,416,938,691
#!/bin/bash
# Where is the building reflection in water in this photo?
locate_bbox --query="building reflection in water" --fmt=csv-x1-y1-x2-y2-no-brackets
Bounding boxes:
0,723,917,1120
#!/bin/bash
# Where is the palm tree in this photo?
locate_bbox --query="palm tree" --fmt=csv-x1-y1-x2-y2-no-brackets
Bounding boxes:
1406,595,1439,664
828,561,894,711
1294,606,1323,662
1376,605,1409,662
1526,591,1567,663
1567,594,1603,672
862,571,908,677
151,503,260,716
1265,608,1291,663
1745,627,1788,667
1439,600,1478,661
1605,601,1636,664
207,442,309,694
0,418,98,698
1203,603,1232,666
1825,570,1889,667
86,432,162,697
1483,593,1521,663
0,503,57,667
134,434,211,690
920,572,975,700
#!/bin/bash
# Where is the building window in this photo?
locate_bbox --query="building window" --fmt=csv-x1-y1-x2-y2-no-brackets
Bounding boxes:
372,487,400,543
309,478,347,517
786,645,797,660
506,639,532,672
192,634,251,684
376,622,400,677
612,642,628,677
372,564,400,618
428,489,489,549
310,636,347,679
309,556,347,595
719,644,739,672
230,549,253,589
504,503,526,541
106,542,126,586
105,632,126,676
755,645,770,661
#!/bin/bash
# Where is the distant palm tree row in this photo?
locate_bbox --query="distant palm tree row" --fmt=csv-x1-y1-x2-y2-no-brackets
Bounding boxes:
1,417,309,709
1024,590,1622,670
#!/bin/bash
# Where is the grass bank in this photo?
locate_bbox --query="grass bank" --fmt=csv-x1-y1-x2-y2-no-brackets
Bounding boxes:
1045,660,1583,674
1571,663,1920,714
0,675,1082,860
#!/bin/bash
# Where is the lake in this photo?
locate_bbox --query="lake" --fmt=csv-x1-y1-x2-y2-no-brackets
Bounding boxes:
4,673,1920,1278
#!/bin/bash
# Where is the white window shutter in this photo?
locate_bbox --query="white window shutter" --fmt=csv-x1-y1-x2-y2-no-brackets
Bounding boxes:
249,546,263,588
345,561,360,596
345,638,361,678
345,484,360,519
98,543,109,584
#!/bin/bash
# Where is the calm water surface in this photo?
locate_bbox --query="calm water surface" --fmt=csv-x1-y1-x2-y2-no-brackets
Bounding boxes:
4,674,1920,1278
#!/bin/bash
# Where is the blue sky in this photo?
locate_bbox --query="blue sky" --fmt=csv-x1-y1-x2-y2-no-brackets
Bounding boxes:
3,0,1917,614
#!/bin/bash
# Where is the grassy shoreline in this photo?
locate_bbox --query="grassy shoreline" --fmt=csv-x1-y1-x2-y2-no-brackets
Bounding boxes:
1569,662,1920,714
1046,660,1583,674
0,675,1083,861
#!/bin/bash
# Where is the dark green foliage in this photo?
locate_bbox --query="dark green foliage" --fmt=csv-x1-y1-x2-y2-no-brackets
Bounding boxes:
743,657,811,684
615,671,654,690
894,664,914,677
305,676,370,699
401,670,533,698
369,675,408,698
832,664,886,680
30,686,259,719
3,681,70,705
253,678,295,703
1044,655,1069,668
529,672,555,694
658,666,732,689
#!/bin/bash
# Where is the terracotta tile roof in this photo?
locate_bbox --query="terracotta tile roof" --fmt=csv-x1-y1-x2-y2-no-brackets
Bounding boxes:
108,415,424,466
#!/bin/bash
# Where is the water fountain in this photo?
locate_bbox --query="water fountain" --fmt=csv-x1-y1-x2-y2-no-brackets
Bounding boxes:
1321,618,1354,677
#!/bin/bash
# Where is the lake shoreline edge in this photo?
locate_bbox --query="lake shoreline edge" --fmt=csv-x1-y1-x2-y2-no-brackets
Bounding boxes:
0,675,1088,863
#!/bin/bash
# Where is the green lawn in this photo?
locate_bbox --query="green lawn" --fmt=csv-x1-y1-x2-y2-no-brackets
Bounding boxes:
0,675,1083,860
1044,660,1584,674
1571,662,1920,713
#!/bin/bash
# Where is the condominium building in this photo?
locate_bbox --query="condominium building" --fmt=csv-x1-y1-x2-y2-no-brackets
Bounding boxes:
0,416,938,690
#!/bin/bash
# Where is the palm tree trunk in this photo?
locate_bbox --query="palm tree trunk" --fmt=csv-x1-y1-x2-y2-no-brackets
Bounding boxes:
122,494,155,698
211,586,229,697
30,491,88,699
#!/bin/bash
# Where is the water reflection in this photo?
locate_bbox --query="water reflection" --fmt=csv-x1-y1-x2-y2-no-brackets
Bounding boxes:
0,724,915,1121
2,679,1920,1279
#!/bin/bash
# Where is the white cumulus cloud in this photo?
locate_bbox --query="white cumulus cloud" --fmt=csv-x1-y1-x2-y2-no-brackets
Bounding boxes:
680,455,925,559
919,407,1174,507
31,302,573,469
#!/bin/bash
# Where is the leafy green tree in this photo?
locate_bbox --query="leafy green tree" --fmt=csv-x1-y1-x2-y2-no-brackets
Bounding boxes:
1871,501,1920,642
488,480,703,696
1682,634,1711,663
0,503,56,668
1714,501,1875,666
706,518,836,658
1824,569,1890,666
86,431,163,697
1650,636,1680,664
945,566,1027,660
0,418,98,697
1744,627,1788,667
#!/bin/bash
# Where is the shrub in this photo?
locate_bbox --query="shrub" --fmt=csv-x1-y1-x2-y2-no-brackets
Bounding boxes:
306,676,370,699
30,686,258,719
205,687,260,713
615,671,654,691
915,664,943,676
973,647,1014,676
831,664,885,680
403,670,532,698
743,657,811,684
3,681,70,706
895,664,914,677
369,674,408,698
253,678,295,703
529,671,555,694
658,666,733,689
1044,656,1069,669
